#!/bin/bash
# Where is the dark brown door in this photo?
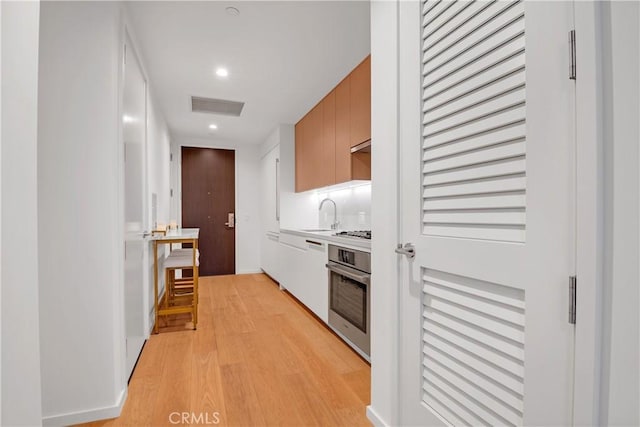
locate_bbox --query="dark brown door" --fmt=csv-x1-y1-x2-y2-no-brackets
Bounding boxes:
181,147,235,276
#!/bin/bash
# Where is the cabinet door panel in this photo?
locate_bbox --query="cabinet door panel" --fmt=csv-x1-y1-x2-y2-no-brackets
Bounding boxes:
321,90,336,187
350,56,371,147
295,114,312,192
278,241,306,298
308,104,324,190
306,242,329,323
335,77,351,184
295,119,304,192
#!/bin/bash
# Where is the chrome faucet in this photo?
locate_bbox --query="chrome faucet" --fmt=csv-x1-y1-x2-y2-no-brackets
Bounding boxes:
319,197,340,230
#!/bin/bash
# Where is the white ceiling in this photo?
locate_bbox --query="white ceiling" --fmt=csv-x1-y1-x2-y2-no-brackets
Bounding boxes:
126,1,370,145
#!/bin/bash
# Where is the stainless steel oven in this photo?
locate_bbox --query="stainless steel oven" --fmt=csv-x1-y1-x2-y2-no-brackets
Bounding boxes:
327,244,371,358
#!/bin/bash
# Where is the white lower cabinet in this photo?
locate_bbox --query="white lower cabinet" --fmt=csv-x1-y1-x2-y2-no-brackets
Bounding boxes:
304,240,329,323
261,232,280,281
278,232,328,323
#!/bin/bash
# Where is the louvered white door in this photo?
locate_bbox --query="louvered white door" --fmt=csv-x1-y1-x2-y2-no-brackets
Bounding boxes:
398,1,576,425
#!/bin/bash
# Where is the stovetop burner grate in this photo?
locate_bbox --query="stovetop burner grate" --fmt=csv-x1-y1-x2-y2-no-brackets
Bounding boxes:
334,230,372,240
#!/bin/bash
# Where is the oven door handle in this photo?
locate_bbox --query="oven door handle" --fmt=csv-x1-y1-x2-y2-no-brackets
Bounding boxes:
326,263,370,285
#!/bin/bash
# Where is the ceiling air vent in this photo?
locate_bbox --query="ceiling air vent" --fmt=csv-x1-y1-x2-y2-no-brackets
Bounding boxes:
191,96,245,116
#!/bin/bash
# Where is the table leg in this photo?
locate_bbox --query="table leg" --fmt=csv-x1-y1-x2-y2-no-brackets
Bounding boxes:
153,240,159,334
193,239,199,330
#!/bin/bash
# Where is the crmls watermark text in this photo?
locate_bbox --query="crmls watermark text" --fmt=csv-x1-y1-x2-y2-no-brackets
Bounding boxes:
169,411,221,425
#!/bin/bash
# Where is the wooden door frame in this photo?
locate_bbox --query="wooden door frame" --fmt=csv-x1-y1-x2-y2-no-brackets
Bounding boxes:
367,1,604,426
173,142,239,274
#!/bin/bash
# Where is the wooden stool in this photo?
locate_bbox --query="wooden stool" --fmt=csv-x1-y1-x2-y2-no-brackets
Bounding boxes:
162,249,200,327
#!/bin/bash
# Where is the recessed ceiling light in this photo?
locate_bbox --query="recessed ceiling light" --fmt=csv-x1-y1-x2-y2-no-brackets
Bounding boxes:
209,124,218,130
225,6,240,16
215,67,229,78
122,115,136,123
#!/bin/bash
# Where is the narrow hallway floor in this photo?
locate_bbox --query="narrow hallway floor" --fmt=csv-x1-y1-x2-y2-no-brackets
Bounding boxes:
83,274,371,427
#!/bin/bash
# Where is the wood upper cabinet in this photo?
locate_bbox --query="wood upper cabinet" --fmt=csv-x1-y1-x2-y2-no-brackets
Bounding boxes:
335,77,351,184
307,103,323,189
295,112,310,192
320,90,336,187
296,55,371,192
350,56,371,147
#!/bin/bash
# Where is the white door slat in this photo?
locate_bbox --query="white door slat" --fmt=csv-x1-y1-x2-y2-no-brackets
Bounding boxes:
423,104,525,145
422,0,456,28
423,27,524,92
423,224,525,242
423,368,514,426
423,361,523,425
423,381,490,427
423,210,525,226
427,296,525,343
424,271,525,308
424,67,524,119
423,1,474,43
423,281,525,325
423,175,526,198
424,140,525,172
423,0,443,17
423,193,525,211
424,307,524,359
423,0,508,55
424,86,525,134
423,392,474,427
423,121,525,158
423,157,526,186
424,51,525,102
422,338,525,396
423,1,496,54
424,324,525,378
424,0,524,67
425,70,525,121
423,346,524,411
423,54,525,124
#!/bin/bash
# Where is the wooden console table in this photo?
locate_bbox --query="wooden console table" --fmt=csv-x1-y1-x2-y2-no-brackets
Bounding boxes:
150,228,200,333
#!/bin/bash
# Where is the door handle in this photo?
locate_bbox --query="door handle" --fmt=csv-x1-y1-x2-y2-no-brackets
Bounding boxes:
224,212,235,228
395,243,415,259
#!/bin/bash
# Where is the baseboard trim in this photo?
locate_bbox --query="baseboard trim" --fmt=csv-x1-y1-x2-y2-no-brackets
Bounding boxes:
236,269,263,274
366,405,390,427
42,387,127,426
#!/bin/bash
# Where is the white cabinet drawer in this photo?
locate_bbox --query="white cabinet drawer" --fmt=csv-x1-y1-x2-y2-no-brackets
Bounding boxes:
278,232,309,250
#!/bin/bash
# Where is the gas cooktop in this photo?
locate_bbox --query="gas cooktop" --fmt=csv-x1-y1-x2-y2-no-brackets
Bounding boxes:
334,230,371,240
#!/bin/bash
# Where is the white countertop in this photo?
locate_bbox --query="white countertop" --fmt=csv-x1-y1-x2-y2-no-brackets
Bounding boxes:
279,228,371,250
149,228,200,241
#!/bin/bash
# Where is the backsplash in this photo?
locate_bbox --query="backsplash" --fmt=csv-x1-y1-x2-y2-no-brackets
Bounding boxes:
317,183,371,230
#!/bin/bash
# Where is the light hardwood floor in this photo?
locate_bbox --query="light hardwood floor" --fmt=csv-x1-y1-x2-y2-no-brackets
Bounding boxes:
82,274,371,427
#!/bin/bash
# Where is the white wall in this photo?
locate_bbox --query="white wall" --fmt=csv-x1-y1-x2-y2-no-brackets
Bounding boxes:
148,94,171,230
367,1,399,426
171,136,262,274
276,124,319,230
37,2,126,424
0,1,44,425
600,1,640,425
144,74,171,329
146,94,171,324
